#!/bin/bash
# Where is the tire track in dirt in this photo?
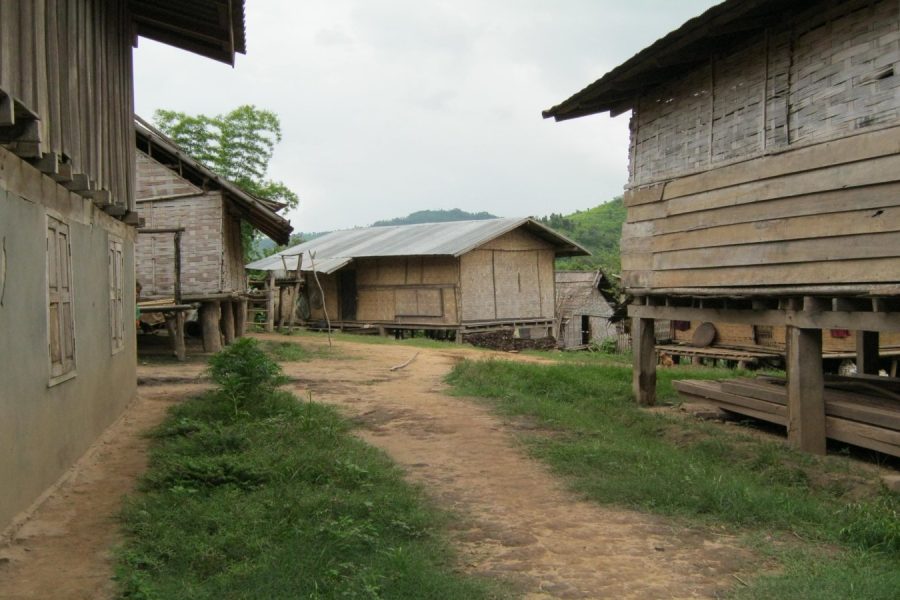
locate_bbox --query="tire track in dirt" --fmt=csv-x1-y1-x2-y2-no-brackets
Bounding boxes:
274,335,753,599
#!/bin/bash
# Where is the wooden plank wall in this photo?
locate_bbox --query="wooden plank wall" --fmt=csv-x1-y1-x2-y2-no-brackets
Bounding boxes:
0,0,134,211
621,124,900,291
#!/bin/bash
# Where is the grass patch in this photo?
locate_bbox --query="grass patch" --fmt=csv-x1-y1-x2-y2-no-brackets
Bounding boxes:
284,328,486,351
446,358,900,598
117,339,504,599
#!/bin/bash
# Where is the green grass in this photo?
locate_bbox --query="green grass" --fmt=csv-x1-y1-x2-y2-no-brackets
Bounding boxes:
116,340,504,599
445,358,900,598
282,328,483,351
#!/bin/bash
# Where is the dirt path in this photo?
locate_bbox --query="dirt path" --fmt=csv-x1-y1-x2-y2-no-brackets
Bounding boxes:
268,334,752,599
0,381,208,600
0,335,750,599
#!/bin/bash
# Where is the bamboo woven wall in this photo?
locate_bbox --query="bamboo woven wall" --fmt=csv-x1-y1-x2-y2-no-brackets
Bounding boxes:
460,229,556,322
629,0,900,186
0,0,135,211
135,193,225,298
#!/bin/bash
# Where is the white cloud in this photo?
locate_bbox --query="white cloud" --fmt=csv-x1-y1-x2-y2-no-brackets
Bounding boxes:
133,0,718,233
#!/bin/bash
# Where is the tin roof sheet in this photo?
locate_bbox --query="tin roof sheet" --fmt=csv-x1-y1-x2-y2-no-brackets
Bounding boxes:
246,217,589,273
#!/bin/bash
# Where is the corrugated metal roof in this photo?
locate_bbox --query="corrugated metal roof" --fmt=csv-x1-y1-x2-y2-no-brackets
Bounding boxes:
246,218,590,273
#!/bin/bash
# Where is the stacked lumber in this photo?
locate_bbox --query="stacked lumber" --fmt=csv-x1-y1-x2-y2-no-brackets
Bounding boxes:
674,376,900,457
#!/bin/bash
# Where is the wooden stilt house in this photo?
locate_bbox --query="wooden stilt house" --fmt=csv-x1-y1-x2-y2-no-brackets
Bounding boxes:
0,0,248,532
545,0,900,455
134,117,293,353
247,218,589,341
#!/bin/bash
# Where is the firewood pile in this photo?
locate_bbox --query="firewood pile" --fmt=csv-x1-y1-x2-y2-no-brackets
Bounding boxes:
465,330,557,351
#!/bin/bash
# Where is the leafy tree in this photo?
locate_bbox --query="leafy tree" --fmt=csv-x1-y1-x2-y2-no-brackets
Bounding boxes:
154,105,299,259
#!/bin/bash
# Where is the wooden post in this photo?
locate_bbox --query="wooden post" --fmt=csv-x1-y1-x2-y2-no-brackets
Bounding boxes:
221,300,235,345
173,311,186,361
265,272,276,333
287,281,301,332
234,299,247,337
632,317,657,406
200,301,222,353
856,330,880,375
173,230,183,305
786,326,826,455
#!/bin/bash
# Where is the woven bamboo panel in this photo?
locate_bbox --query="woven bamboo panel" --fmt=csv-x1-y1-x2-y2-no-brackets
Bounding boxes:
629,0,900,187
460,250,496,320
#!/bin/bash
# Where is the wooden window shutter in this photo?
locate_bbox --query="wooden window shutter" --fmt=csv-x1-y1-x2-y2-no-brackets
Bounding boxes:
48,216,75,378
109,237,125,353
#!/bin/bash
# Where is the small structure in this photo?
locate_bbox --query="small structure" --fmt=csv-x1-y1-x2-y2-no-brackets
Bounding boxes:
247,218,589,341
134,117,293,353
0,0,247,532
545,0,900,455
555,270,617,349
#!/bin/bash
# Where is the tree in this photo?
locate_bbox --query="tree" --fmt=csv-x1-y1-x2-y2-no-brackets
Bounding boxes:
153,105,299,258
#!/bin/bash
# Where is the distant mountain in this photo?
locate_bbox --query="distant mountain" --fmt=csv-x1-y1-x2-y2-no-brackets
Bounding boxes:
538,197,626,277
372,209,497,227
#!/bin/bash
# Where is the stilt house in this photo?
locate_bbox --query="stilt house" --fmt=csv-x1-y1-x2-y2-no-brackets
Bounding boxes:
0,0,247,532
555,270,617,349
545,0,900,455
247,218,589,341
134,117,293,352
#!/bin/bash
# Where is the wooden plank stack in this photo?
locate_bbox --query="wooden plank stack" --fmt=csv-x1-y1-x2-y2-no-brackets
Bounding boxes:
674,376,900,457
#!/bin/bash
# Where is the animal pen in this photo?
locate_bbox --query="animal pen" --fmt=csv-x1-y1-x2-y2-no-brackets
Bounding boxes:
545,0,900,457
246,218,589,343
133,117,292,356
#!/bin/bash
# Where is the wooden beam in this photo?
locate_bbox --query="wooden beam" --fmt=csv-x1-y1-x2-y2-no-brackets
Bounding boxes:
786,326,826,455
856,331,880,375
628,304,900,332
633,317,657,406
0,94,14,126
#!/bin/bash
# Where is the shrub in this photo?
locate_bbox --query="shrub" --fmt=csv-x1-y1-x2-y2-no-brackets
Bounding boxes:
207,338,287,407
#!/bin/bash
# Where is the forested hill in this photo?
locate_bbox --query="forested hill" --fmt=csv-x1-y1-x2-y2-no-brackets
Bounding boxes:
372,209,497,226
538,197,626,276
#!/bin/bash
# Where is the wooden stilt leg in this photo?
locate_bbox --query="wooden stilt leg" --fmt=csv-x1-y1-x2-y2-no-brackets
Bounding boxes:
221,300,235,345
234,299,247,338
787,326,825,455
632,317,657,406
266,273,276,333
856,330,880,375
174,311,186,361
200,301,222,353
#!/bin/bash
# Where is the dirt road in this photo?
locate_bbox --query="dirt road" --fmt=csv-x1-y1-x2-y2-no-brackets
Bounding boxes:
274,334,750,599
0,334,750,599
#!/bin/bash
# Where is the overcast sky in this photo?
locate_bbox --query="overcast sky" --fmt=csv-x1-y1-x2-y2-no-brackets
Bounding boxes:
134,0,718,233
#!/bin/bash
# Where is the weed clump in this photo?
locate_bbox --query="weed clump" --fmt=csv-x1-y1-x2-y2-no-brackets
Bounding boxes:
207,337,287,404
